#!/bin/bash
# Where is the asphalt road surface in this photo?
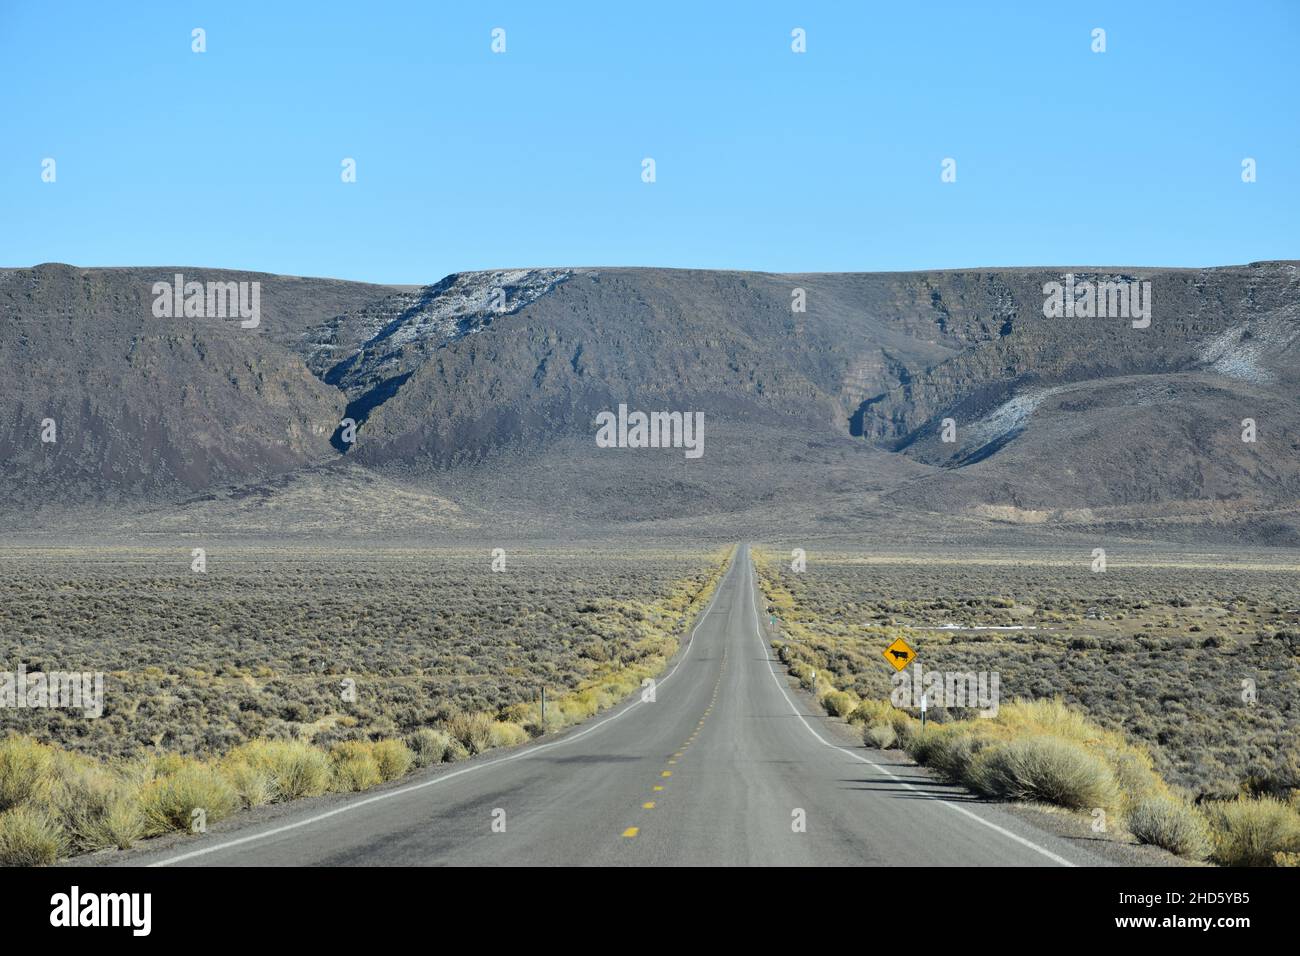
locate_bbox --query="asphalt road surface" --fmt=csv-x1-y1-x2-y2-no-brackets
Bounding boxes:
123,545,1110,867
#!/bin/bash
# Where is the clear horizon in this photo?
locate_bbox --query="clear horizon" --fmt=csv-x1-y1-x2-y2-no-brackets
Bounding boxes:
5,258,1298,289
3,0,1297,285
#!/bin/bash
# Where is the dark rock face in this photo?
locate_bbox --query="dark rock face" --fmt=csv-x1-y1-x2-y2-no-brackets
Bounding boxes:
0,264,367,507
2,260,1297,540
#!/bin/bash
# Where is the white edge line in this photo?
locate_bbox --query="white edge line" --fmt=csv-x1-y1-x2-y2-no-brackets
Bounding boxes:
742,545,1077,868
147,547,740,866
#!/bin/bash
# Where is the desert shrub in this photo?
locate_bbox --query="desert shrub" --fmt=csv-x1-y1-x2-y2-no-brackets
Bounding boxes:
407,728,454,768
930,731,983,782
994,699,1099,743
501,701,540,728
329,741,382,792
969,736,1119,810
1204,795,1300,867
907,726,984,783
138,760,239,836
0,736,54,810
49,759,144,852
889,711,920,747
488,722,529,750
372,740,413,781
147,752,192,779
557,694,597,725
442,738,469,762
0,806,67,865
446,712,495,755
1127,796,1211,860
819,689,858,718
924,706,958,725
1104,747,1167,810
905,725,953,765
223,740,331,802
79,793,145,851
220,759,277,809
849,699,896,726
789,662,816,690
864,723,897,750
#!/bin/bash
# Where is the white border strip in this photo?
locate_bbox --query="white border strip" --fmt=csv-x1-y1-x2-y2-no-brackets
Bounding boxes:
743,546,1076,867
147,548,739,866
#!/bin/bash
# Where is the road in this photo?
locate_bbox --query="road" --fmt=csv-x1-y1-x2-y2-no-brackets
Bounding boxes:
123,545,1109,867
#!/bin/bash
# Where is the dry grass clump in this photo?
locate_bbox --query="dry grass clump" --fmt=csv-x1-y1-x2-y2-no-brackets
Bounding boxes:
897,704,1300,864
896,699,1142,811
219,759,278,810
819,688,858,718
488,722,529,750
1204,795,1300,867
446,712,495,755
0,736,54,811
325,738,416,792
49,754,145,851
1,737,148,862
221,740,331,803
864,723,898,750
137,757,240,836
968,736,1120,810
906,725,984,783
1127,795,1211,860
371,739,414,781
0,806,66,865
848,699,896,726
329,741,383,792
407,728,456,767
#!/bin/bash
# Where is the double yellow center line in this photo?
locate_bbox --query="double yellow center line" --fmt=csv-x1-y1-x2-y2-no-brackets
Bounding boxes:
622,649,727,840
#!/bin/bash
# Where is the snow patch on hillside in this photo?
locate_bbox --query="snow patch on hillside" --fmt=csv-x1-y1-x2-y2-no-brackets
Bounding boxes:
963,389,1057,447
304,268,580,382
364,268,576,348
1198,322,1280,384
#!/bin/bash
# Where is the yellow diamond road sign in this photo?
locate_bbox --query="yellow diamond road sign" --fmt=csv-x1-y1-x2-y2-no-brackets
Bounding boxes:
883,637,916,672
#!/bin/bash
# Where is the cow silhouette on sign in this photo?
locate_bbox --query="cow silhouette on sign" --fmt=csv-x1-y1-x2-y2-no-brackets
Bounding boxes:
889,649,911,662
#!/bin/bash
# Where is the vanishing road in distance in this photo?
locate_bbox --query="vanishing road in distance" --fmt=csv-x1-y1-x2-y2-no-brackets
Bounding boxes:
118,546,1108,867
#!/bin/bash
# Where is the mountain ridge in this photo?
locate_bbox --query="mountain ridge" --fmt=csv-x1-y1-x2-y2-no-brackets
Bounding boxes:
2,260,1296,545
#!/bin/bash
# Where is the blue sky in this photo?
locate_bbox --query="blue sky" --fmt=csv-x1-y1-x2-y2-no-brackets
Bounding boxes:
2,1,1296,284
